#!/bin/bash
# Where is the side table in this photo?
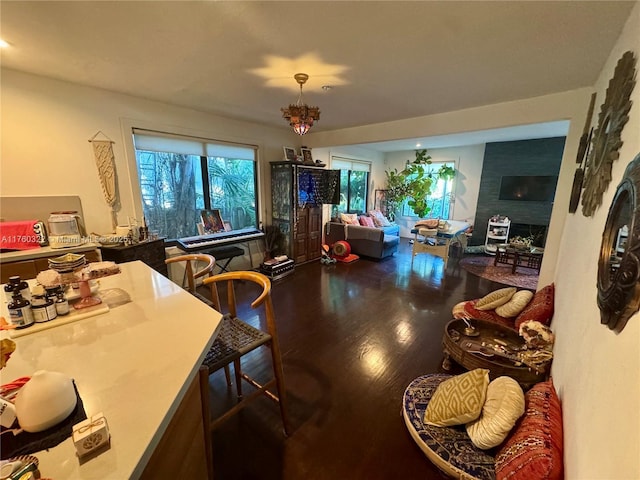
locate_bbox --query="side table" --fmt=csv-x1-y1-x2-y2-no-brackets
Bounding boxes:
442,318,547,388
100,238,167,276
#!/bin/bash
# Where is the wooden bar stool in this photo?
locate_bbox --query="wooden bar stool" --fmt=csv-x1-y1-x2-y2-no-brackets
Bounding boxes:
202,271,290,436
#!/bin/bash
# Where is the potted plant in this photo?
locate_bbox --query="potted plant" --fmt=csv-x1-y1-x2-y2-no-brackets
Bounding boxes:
384,149,456,218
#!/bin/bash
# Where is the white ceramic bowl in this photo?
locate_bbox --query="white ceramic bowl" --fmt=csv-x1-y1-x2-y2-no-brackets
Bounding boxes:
15,370,77,433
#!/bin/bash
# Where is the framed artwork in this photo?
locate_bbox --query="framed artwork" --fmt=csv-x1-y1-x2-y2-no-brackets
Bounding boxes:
283,146,297,162
375,189,389,217
301,147,313,164
223,221,232,232
201,209,224,234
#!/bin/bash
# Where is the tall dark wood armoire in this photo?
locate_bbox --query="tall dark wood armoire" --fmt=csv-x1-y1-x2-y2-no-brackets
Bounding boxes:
270,162,338,264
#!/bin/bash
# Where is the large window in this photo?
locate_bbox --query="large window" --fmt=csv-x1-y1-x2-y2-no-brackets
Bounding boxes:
402,161,455,219
330,157,370,217
133,129,258,239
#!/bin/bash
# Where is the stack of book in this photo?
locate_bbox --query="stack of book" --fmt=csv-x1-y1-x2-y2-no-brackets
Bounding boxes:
260,256,295,280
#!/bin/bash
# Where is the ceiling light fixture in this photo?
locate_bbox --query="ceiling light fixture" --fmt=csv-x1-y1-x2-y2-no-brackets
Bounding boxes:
281,73,320,136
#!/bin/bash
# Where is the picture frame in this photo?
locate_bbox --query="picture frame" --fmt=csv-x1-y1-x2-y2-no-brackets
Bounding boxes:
283,146,297,162
200,209,224,234
223,221,232,232
301,147,313,164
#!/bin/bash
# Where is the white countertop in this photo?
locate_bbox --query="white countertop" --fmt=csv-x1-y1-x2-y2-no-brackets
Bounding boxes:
0,244,101,263
0,261,222,479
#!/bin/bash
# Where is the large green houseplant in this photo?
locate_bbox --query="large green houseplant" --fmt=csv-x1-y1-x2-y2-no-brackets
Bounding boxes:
384,149,455,218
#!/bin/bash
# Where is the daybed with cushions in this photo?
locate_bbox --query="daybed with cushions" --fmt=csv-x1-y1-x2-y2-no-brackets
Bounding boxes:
452,284,555,331
324,210,400,259
403,371,563,480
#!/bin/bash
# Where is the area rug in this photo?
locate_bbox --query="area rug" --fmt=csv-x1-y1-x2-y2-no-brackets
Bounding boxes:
459,255,539,290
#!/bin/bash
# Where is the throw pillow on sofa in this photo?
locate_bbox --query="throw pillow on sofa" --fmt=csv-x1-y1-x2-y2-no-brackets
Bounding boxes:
495,378,563,480
466,376,525,450
495,290,534,318
514,283,555,329
359,215,375,227
423,369,489,427
340,213,359,225
475,287,517,311
368,209,391,227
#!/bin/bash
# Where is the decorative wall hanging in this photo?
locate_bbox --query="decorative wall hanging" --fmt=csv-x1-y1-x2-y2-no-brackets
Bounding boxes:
581,50,636,217
88,131,118,229
597,152,640,333
569,92,596,214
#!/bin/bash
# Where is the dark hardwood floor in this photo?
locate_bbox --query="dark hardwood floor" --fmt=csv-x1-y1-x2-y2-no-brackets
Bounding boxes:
202,239,502,480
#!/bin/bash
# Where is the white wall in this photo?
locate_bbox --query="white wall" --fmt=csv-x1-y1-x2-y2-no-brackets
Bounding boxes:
306,88,592,287
552,3,640,478
1,69,303,266
306,3,640,474
382,145,485,237
1,69,299,236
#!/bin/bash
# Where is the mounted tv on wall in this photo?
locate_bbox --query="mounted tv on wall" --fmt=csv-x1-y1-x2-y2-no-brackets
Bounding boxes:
498,176,558,202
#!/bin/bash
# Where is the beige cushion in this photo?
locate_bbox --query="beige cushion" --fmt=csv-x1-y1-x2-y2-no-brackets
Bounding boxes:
475,287,517,311
340,213,359,225
423,369,490,427
466,376,525,450
495,290,534,318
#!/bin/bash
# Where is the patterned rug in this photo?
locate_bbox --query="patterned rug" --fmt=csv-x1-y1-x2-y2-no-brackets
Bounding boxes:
459,254,539,290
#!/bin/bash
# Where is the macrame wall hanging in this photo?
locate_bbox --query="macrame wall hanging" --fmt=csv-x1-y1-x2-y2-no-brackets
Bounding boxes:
88,131,119,229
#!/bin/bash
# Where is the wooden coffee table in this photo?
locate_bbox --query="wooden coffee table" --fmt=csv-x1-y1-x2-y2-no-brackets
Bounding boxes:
494,246,543,273
442,318,547,387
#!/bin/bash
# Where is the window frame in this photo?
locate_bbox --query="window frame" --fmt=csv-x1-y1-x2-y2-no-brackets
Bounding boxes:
123,122,262,240
401,161,456,219
330,156,371,216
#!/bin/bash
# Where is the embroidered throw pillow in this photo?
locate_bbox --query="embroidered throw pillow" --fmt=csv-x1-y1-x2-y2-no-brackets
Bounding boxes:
515,283,555,329
495,290,534,318
466,376,525,450
359,215,375,227
340,213,359,225
495,378,563,480
423,369,490,427
475,287,517,311
368,210,391,227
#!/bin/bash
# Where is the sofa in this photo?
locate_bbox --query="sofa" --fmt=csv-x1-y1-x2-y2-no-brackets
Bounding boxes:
324,221,400,259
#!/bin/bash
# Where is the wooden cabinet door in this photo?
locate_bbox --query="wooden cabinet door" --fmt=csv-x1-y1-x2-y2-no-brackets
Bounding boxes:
307,207,322,261
293,207,310,263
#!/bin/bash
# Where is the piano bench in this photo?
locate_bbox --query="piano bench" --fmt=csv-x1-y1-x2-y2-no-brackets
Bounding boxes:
202,246,245,273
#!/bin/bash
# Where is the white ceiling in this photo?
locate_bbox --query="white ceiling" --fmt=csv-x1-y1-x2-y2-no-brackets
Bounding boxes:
0,1,634,151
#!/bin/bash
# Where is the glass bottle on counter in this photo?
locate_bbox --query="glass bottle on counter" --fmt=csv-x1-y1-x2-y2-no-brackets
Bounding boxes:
55,291,70,316
31,294,57,323
8,291,34,329
4,276,31,303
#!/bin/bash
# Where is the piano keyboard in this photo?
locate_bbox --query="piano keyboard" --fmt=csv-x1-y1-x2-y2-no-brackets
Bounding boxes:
177,227,264,250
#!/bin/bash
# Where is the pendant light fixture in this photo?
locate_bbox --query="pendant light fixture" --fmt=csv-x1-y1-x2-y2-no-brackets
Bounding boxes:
281,73,320,135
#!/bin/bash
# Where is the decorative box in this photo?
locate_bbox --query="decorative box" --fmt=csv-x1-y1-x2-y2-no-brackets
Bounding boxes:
72,412,110,457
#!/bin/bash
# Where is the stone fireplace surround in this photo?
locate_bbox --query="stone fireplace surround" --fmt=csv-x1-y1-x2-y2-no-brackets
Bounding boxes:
470,137,565,249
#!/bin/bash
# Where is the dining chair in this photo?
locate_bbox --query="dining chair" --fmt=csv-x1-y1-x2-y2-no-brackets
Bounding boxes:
165,253,216,294
165,254,232,387
202,271,290,436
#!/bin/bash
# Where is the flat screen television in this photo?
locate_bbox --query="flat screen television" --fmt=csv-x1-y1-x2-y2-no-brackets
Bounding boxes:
498,175,558,202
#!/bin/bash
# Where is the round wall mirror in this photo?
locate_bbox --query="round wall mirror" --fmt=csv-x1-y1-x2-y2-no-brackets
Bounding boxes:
597,152,640,333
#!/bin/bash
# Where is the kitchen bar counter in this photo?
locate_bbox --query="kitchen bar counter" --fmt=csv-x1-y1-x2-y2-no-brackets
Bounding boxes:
0,261,222,479
0,244,102,283
0,243,101,263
